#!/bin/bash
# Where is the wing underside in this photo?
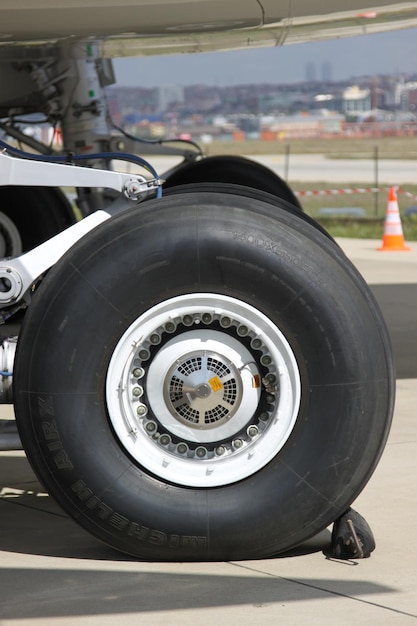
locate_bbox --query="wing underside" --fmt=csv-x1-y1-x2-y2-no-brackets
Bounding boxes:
0,1,416,57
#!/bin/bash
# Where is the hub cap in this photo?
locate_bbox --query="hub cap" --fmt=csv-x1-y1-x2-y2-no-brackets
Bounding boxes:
106,294,301,487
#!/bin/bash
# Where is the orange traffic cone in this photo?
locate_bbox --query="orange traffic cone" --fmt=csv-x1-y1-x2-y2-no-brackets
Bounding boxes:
377,187,411,251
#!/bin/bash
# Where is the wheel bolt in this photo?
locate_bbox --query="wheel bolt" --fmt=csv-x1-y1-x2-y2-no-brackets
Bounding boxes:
183,315,193,326
215,446,226,456
247,425,259,437
202,313,212,324
237,324,248,336
132,386,143,397
138,348,150,361
220,316,231,327
261,354,272,366
195,446,207,458
160,434,171,446
251,337,262,349
145,420,157,432
233,439,243,449
177,443,188,455
133,367,145,379
165,321,176,333
136,404,148,416
150,333,160,345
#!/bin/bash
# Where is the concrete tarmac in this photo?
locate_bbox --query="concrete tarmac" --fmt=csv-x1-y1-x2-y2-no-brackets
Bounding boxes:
142,154,417,185
253,154,417,185
1,238,417,625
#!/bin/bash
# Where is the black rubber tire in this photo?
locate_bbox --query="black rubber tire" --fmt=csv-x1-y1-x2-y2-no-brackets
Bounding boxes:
163,154,302,210
0,211,22,257
14,191,394,561
164,181,333,241
0,186,76,251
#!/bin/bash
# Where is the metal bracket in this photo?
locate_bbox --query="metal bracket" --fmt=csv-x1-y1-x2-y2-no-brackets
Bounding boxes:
0,209,113,308
0,151,160,309
0,150,161,196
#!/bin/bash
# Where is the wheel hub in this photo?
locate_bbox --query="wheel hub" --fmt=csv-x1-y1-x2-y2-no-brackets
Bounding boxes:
146,329,259,443
106,294,301,487
166,350,239,427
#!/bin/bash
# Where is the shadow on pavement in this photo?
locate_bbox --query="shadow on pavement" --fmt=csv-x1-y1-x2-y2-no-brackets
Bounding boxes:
0,567,396,620
370,283,417,379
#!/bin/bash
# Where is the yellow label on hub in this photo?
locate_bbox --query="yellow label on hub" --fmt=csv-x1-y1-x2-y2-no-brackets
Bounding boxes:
209,376,223,392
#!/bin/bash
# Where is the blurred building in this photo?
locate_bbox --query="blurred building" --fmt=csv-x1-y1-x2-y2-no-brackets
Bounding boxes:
394,79,417,111
157,85,185,113
342,85,371,115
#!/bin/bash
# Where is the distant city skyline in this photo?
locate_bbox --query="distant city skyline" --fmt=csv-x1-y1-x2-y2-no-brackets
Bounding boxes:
113,27,417,88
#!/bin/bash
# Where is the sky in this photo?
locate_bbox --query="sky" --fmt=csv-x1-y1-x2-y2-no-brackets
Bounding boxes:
113,27,417,88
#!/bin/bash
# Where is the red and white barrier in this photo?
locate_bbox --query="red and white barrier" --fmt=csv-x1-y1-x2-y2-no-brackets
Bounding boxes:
294,186,417,200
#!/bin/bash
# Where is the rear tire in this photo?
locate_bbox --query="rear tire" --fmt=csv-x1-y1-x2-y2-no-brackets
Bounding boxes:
163,155,302,210
0,211,22,257
0,186,76,251
14,190,394,560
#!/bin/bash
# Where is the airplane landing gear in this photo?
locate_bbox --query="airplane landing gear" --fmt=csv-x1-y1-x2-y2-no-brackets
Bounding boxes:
14,190,394,560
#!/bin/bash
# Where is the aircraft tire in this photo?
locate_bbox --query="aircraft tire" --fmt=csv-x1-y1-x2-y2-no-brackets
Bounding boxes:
164,181,333,240
163,154,303,210
14,190,394,560
0,210,22,257
0,186,76,251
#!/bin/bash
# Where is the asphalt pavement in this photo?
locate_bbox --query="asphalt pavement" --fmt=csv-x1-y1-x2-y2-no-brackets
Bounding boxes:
0,237,416,625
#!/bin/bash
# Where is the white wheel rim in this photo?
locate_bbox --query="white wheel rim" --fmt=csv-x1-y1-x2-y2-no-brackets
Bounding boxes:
106,294,301,487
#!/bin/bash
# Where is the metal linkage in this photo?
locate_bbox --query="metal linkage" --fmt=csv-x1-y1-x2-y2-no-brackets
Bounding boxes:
0,151,161,310
0,150,160,197
0,209,113,309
